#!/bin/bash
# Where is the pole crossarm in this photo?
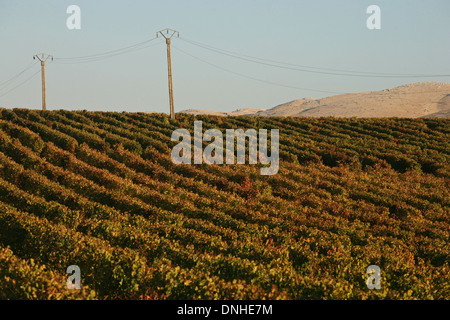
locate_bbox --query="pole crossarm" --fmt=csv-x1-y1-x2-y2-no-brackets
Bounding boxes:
156,28,179,40
33,53,54,62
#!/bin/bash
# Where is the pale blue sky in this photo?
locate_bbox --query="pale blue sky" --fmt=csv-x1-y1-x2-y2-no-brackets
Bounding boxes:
0,0,449,113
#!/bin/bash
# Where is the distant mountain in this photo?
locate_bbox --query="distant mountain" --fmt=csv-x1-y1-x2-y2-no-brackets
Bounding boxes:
178,82,450,118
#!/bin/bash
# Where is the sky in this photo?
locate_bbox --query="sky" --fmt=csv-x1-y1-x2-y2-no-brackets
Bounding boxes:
0,0,449,113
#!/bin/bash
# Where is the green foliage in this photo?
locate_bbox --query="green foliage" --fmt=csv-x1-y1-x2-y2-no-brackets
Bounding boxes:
0,245,97,300
0,108,448,300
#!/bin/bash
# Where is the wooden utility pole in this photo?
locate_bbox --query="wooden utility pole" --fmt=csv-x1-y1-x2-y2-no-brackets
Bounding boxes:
33,53,53,111
157,28,179,120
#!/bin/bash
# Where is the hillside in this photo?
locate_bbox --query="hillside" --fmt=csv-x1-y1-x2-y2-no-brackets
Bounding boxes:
180,82,450,118
0,108,448,299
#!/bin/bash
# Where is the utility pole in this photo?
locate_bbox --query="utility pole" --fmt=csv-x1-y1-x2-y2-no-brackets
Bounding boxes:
33,53,53,111
157,28,179,120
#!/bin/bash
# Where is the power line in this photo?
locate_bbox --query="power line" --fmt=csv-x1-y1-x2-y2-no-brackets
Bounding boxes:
172,45,346,94
0,69,41,99
3,30,448,108
53,42,162,64
53,37,159,64
1,37,161,102
180,37,450,78
55,37,156,59
0,62,38,90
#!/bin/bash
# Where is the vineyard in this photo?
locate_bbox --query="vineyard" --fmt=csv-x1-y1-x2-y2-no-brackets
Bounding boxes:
0,108,448,300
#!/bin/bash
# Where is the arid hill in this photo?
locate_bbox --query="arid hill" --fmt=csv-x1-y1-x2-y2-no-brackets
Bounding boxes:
179,82,450,118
